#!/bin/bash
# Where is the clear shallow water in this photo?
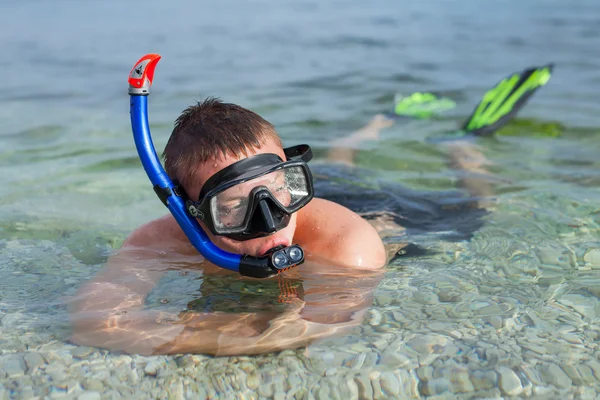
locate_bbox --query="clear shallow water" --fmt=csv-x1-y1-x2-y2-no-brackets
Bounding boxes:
1,0,600,398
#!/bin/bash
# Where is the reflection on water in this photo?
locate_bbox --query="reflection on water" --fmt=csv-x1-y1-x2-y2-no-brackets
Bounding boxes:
1,0,600,397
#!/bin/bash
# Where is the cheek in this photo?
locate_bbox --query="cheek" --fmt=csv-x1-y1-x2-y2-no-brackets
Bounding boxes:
282,214,298,238
198,220,240,252
209,232,245,253
222,239,248,254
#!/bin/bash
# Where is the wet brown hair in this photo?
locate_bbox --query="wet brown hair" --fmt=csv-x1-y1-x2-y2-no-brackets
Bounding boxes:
163,98,282,187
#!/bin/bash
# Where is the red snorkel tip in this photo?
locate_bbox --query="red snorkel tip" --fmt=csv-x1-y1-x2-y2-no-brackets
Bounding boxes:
128,54,161,95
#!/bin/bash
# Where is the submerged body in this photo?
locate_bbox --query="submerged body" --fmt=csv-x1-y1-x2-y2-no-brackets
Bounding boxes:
69,114,487,356
70,65,551,355
70,106,389,356
70,195,388,355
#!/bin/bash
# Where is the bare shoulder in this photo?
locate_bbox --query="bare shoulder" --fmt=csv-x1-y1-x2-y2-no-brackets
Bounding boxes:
122,215,192,254
295,198,386,269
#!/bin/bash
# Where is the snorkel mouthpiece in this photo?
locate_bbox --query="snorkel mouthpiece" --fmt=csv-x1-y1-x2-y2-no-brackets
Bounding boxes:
240,245,304,278
128,54,305,278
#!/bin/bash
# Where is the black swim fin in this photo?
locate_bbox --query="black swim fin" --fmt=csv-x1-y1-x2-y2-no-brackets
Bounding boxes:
462,64,554,136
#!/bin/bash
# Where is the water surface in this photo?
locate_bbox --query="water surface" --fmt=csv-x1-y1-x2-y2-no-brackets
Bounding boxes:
1,0,600,398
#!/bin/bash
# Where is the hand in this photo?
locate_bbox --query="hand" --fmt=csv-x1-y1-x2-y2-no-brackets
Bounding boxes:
151,299,308,356
70,310,185,356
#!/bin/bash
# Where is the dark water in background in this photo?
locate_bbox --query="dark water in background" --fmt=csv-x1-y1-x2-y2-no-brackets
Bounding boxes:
1,0,600,397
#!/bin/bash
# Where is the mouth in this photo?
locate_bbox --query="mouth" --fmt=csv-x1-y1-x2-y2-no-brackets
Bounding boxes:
257,238,291,257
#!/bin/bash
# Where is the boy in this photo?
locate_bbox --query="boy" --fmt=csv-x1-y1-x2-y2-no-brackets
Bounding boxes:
70,65,551,355
70,99,392,356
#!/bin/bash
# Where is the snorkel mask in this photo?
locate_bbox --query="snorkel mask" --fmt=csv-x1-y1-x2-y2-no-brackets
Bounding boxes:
128,54,310,278
187,144,313,241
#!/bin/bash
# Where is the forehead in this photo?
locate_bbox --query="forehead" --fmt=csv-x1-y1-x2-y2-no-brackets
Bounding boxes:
189,137,285,195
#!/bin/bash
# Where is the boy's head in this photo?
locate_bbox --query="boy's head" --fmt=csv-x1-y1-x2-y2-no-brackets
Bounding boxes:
163,98,302,257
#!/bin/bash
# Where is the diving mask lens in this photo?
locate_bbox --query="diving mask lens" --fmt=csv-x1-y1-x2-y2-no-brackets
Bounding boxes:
210,166,310,233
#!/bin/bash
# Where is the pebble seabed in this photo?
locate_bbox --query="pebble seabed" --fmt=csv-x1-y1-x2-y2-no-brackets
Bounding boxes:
2,218,600,399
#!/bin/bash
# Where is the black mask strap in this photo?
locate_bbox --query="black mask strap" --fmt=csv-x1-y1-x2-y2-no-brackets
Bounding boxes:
284,144,312,162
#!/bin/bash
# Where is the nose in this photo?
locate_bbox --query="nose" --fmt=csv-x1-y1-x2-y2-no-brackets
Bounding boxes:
256,199,279,233
245,189,291,238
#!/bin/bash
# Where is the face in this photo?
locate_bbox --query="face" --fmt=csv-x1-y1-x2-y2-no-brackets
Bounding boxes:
184,137,298,257
214,170,291,229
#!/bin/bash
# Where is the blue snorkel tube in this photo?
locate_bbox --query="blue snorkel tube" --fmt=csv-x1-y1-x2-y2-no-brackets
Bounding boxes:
128,54,304,278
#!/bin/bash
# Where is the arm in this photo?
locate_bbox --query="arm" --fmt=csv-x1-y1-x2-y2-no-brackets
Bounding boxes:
152,300,362,356
70,233,279,355
69,222,275,355
155,262,383,356
70,216,381,356
69,230,183,355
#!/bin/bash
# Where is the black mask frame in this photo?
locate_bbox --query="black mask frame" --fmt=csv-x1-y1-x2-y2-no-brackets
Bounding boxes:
185,145,314,240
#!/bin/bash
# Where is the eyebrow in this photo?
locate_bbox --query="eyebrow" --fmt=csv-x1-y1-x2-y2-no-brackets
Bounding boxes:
220,195,246,203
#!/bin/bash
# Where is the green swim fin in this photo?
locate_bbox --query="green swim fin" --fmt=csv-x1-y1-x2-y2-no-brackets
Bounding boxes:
463,64,554,136
393,91,456,119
